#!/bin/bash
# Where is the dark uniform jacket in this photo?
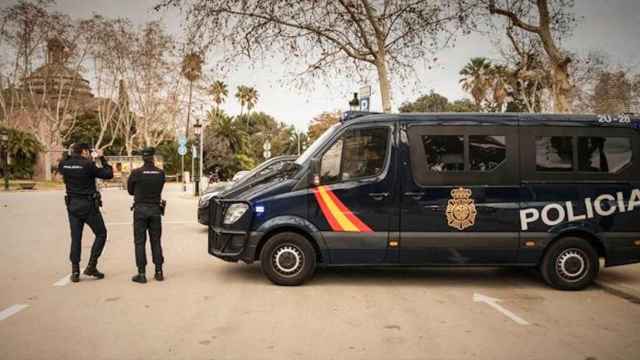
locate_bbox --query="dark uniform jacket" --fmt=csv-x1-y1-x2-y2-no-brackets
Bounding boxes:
127,163,166,204
58,155,114,196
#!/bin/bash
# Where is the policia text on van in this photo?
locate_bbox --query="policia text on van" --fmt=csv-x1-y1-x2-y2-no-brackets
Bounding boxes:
207,112,640,290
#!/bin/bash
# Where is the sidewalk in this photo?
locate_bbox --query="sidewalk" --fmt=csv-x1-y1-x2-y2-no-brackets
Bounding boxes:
596,263,640,303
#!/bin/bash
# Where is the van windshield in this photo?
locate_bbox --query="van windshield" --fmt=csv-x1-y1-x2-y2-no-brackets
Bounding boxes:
295,123,341,166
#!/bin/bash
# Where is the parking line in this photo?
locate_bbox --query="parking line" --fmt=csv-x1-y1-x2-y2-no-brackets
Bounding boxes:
0,304,29,321
53,274,71,287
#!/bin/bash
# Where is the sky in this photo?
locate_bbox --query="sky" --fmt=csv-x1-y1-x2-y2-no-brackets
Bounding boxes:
46,0,640,131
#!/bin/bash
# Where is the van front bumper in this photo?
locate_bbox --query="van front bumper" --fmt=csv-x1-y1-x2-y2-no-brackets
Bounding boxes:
208,228,263,264
207,199,260,263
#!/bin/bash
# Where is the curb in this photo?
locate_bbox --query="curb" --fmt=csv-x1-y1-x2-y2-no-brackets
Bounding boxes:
595,280,640,304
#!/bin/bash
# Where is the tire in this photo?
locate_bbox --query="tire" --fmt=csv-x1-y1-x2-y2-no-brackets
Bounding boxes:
259,232,317,286
540,236,599,290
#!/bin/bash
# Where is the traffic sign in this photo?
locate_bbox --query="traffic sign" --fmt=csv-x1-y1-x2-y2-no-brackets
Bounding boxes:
178,145,187,156
178,136,187,146
359,85,371,111
263,150,271,159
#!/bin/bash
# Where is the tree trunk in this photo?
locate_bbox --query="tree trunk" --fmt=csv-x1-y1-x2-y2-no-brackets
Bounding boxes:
44,151,52,181
551,61,572,113
375,59,392,113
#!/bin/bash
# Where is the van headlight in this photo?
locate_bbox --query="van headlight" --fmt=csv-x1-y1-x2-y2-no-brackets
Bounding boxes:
223,203,249,224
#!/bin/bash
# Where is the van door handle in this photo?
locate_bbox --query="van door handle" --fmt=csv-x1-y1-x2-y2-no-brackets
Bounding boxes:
368,192,390,200
404,192,425,199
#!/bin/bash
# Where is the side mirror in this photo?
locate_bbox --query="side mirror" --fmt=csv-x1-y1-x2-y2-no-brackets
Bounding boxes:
309,157,321,187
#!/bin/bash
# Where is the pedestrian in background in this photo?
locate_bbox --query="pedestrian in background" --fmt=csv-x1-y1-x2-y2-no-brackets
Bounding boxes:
127,147,166,283
58,143,113,283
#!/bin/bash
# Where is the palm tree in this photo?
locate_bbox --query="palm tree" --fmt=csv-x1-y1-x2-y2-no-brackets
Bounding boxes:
181,52,203,139
245,87,259,113
208,80,228,112
459,57,493,109
235,85,250,115
209,111,247,153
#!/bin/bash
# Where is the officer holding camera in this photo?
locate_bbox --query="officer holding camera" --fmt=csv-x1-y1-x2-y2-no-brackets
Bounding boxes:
58,143,113,283
127,147,166,283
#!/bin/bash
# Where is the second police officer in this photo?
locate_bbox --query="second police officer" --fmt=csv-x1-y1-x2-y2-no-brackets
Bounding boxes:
127,147,166,283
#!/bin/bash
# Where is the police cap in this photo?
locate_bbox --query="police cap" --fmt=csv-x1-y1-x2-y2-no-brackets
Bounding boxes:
141,147,156,157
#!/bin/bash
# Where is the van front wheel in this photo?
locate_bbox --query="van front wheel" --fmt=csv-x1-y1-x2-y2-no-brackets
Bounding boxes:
540,236,599,290
260,232,316,286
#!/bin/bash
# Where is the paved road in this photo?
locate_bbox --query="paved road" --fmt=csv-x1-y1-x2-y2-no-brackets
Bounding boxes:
1,185,639,360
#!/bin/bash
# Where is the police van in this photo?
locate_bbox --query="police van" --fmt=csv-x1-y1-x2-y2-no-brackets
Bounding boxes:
208,112,640,289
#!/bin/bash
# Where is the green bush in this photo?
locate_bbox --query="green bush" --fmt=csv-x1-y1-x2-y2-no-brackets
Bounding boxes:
0,126,44,179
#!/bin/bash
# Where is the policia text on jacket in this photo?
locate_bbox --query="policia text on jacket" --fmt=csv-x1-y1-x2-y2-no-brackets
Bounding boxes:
206,112,640,290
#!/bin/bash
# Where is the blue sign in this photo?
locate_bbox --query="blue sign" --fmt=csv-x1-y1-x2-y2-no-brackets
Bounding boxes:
178,136,187,146
178,145,187,156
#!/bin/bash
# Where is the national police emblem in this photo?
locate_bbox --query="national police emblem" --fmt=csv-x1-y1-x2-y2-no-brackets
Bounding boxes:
446,187,477,231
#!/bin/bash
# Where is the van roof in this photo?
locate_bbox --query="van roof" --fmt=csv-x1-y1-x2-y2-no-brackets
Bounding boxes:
344,112,640,128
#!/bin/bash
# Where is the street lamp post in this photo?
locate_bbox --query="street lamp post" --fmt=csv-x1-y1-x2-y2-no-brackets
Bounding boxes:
193,119,202,197
0,129,9,191
349,92,359,111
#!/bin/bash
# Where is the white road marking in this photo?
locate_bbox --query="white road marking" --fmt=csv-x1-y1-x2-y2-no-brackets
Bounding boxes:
106,221,196,226
0,304,29,321
53,274,71,287
473,293,530,325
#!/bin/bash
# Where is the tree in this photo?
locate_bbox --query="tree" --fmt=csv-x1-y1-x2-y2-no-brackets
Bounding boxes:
592,71,633,114
208,80,228,111
487,0,577,113
181,51,203,139
307,111,340,142
235,85,250,115
157,0,475,112
208,110,246,154
245,86,258,113
128,21,183,148
399,91,479,113
399,90,449,112
0,125,43,179
459,57,493,108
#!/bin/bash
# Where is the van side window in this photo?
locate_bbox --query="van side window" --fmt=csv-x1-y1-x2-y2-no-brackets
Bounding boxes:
470,135,506,171
320,127,389,184
536,136,573,171
422,135,464,172
577,137,632,173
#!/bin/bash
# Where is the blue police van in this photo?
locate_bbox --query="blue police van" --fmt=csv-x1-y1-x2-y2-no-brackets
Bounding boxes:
208,112,640,290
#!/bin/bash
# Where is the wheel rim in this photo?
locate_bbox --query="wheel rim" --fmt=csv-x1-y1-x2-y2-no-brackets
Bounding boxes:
272,244,304,278
555,248,589,283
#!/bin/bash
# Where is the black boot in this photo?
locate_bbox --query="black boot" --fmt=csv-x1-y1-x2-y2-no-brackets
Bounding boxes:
154,266,164,281
83,258,105,279
71,263,80,283
132,268,147,283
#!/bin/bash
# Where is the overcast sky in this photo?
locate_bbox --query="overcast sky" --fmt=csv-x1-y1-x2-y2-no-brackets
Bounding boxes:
49,0,640,131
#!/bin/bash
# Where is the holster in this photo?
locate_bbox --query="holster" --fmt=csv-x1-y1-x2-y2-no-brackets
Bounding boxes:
92,192,103,208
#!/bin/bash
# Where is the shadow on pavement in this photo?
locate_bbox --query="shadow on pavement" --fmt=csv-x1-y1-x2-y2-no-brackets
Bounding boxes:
215,263,547,289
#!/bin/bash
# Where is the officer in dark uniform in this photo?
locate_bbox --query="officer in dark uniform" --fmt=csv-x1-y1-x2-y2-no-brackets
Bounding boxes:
127,147,166,283
58,143,113,283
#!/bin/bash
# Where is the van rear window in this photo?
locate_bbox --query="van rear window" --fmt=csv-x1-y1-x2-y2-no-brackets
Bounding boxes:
536,136,574,172
577,137,632,173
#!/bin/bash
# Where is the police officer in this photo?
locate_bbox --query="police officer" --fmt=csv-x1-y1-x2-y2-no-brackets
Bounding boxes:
127,147,166,283
58,143,113,283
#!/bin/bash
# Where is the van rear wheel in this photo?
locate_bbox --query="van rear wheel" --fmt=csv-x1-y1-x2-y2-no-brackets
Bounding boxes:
260,232,316,286
540,236,599,290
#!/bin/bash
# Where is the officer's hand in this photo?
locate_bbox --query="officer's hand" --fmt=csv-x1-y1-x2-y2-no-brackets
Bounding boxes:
95,149,104,158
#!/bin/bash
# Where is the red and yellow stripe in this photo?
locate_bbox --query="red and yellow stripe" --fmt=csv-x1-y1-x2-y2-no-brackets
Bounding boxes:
313,185,372,232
